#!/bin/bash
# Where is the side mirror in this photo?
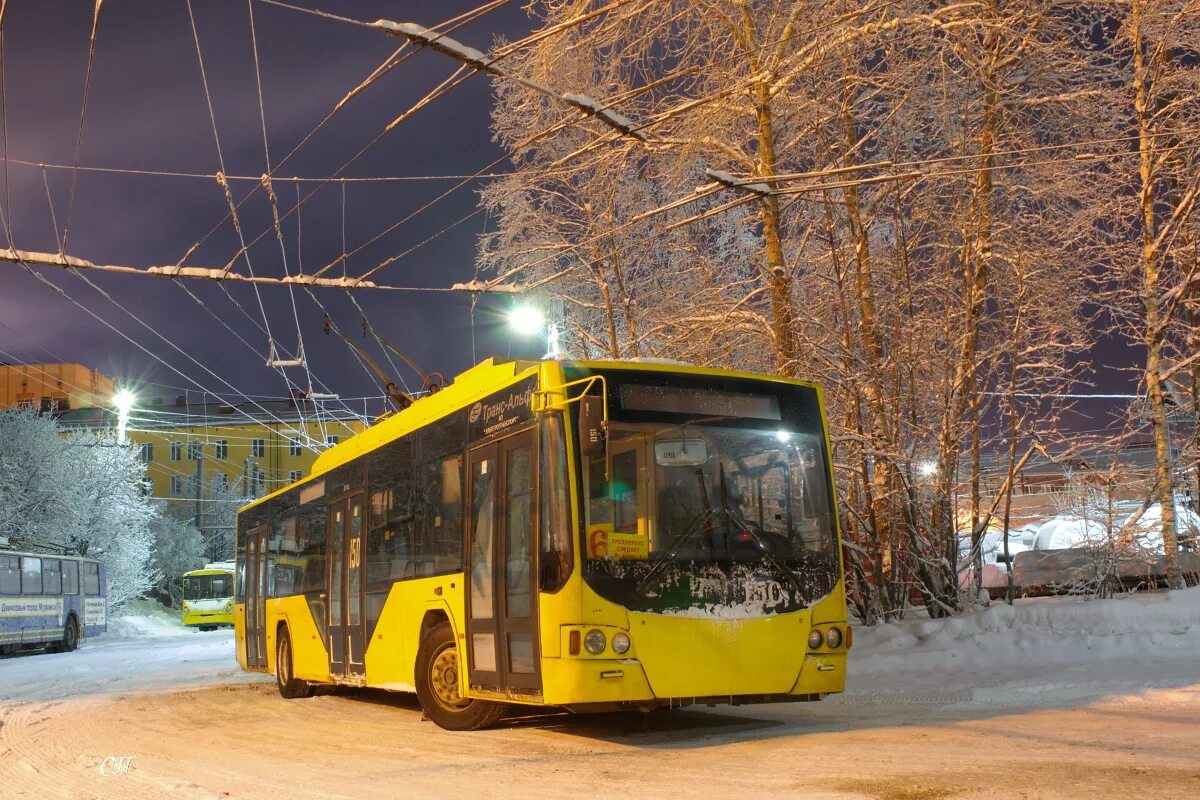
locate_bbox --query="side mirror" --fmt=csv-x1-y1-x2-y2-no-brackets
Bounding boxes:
578,395,606,459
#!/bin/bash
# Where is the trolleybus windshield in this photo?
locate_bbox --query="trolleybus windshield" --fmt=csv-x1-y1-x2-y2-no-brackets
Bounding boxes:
569,367,840,616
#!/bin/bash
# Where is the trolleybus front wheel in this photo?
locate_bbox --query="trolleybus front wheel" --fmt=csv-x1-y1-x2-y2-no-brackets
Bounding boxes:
276,626,314,699
415,621,507,731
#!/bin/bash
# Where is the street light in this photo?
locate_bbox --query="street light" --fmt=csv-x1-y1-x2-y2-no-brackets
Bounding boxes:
112,389,135,445
507,304,562,358
918,460,938,479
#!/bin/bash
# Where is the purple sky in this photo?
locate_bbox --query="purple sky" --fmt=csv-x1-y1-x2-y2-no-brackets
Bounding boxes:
0,0,535,408
0,1,1145,433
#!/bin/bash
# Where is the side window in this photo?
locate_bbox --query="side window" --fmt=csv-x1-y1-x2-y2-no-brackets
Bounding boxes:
42,559,62,595
539,414,572,592
298,498,328,593
63,560,79,595
83,562,101,596
235,525,246,602
21,557,42,595
0,555,20,594
274,514,300,597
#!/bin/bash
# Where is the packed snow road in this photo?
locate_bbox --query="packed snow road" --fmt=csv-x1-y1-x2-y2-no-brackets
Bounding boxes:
2,591,1199,799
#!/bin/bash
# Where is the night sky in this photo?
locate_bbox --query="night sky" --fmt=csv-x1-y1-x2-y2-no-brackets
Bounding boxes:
0,1,1147,433
0,0,538,410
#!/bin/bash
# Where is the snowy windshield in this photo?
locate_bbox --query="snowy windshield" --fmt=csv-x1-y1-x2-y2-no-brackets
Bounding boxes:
569,367,841,616
184,574,233,601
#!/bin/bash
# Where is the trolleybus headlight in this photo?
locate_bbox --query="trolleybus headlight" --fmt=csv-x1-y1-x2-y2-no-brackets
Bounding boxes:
612,632,631,654
807,629,824,650
584,629,606,655
182,601,191,613
825,627,843,649
222,599,233,613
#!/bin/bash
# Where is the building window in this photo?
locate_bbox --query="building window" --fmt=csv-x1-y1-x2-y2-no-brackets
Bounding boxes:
171,475,184,496
215,440,228,460
325,435,339,447
252,438,265,458
289,438,302,456
289,470,302,484
188,441,203,460
170,442,182,461
140,442,153,463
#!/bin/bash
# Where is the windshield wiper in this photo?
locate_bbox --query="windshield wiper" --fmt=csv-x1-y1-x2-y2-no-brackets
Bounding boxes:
635,507,717,593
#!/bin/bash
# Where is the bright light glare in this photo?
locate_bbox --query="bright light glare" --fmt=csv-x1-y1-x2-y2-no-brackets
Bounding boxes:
112,389,136,412
775,430,792,443
507,305,545,336
918,460,938,478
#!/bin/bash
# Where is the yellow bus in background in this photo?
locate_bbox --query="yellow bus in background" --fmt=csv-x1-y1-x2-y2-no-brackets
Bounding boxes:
235,358,850,730
182,562,235,631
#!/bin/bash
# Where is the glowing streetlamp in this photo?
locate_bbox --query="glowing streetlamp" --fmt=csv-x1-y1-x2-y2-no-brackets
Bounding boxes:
112,389,135,445
507,304,562,358
917,460,938,479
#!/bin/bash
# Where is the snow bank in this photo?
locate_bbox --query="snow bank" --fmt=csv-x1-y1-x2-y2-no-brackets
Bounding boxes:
851,587,1200,679
105,597,188,639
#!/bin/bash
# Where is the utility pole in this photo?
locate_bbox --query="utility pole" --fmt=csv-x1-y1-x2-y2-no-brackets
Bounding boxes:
194,446,204,531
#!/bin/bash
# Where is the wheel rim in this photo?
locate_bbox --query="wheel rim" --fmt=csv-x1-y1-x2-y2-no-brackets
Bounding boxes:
66,622,77,648
279,638,291,684
429,643,469,712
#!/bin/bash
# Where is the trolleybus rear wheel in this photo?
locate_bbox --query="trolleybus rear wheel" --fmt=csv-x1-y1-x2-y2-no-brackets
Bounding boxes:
276,626,314,698
415,621,507,731
56,617,79,653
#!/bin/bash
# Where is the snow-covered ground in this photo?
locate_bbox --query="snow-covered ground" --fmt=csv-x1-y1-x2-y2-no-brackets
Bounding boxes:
1,598,263,704
2,591,1198,798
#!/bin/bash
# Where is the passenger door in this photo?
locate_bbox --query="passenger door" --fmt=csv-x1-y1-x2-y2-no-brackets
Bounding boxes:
465,430,540,695
327,494,366,678
245,525,268,669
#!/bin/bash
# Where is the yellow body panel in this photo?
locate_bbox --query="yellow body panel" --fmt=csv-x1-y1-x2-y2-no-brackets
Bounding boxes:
235,357,849,711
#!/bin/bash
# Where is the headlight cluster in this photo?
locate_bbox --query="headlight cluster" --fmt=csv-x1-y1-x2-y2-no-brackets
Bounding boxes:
182,601,191,613
808,626,848,650
576,629,632,656
222,599,233,613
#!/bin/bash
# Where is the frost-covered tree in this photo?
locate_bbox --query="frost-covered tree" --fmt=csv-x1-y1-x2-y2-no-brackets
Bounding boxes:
150,512,207,607
0,407,158,610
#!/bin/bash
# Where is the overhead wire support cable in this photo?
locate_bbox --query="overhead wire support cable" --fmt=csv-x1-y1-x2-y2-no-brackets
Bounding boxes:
59,0,102,254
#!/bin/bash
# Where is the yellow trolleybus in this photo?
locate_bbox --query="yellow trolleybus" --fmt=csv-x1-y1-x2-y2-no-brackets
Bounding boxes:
234,358,850,730
181,562,235,630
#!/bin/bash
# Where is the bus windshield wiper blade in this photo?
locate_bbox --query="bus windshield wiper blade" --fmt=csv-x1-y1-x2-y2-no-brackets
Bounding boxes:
635,508,715,593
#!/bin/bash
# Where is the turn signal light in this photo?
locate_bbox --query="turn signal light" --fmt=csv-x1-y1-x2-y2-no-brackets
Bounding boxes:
569,630,581,656
845,625,854,649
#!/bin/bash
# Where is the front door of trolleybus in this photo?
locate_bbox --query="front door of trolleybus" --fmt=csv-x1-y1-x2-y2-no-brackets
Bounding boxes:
466,429,541,696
